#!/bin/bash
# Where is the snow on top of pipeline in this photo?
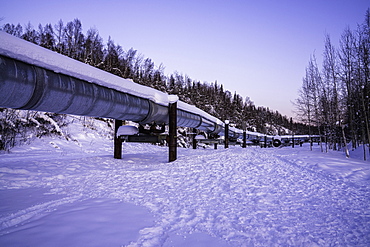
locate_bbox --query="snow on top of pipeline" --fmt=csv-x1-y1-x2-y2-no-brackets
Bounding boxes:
177,101,223,126
0,31,169,105
0,31,226,125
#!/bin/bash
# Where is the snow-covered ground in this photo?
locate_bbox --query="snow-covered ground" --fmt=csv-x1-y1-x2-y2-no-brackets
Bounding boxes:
0,118,369,247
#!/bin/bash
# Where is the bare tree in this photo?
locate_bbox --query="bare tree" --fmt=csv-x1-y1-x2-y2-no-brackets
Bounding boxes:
357,9,370,158
1,23,23,37
339,27,357,152
22,22,38,44
54,19,65,54
322,35,341,150
84,28,104,67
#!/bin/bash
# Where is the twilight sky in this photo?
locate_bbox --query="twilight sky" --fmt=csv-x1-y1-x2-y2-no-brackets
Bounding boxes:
1,0,369,118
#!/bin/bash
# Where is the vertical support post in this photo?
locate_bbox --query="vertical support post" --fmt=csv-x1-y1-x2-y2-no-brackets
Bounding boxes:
114,119,123,159
264,135,267,148
214,143,218,149
192,128,197,149
292,134,295,148
242,122,247,148
242,131,247,148
225,120,229,149
169,100,177,162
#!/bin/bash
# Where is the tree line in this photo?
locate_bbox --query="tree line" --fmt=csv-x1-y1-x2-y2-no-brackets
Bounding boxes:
1,18,309,150
295,9,370,158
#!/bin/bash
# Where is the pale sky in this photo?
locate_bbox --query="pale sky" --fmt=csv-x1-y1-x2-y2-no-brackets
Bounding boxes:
1,0,369,118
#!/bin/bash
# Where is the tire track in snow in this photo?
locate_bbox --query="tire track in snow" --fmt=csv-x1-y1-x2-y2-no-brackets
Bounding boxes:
0,196,80,236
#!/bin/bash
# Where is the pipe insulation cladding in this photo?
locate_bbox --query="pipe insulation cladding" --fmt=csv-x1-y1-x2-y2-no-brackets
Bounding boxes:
0,31,236,136
0,55,222,134
1,55,150,122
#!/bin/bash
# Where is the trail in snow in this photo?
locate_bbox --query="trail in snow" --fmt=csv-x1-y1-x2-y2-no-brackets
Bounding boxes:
1,138,370,246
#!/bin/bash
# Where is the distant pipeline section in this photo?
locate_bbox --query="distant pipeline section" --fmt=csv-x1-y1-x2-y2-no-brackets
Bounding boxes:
0,55,235,136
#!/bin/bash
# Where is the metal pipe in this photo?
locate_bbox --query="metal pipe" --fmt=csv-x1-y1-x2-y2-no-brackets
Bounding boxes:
0,55,150,121
0,55,223,134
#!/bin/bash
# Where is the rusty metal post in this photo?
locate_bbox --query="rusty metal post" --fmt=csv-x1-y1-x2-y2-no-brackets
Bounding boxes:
225,120,229,149
114,119,123,159
169,100,177,162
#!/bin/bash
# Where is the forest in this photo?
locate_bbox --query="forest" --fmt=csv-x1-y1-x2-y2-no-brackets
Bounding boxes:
0,18,310,150
295,9,370,157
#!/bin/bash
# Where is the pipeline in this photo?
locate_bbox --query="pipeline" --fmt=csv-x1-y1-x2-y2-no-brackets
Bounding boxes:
0,54,222,132
0,31,250,139
0,32,318,146
1,58,232,140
